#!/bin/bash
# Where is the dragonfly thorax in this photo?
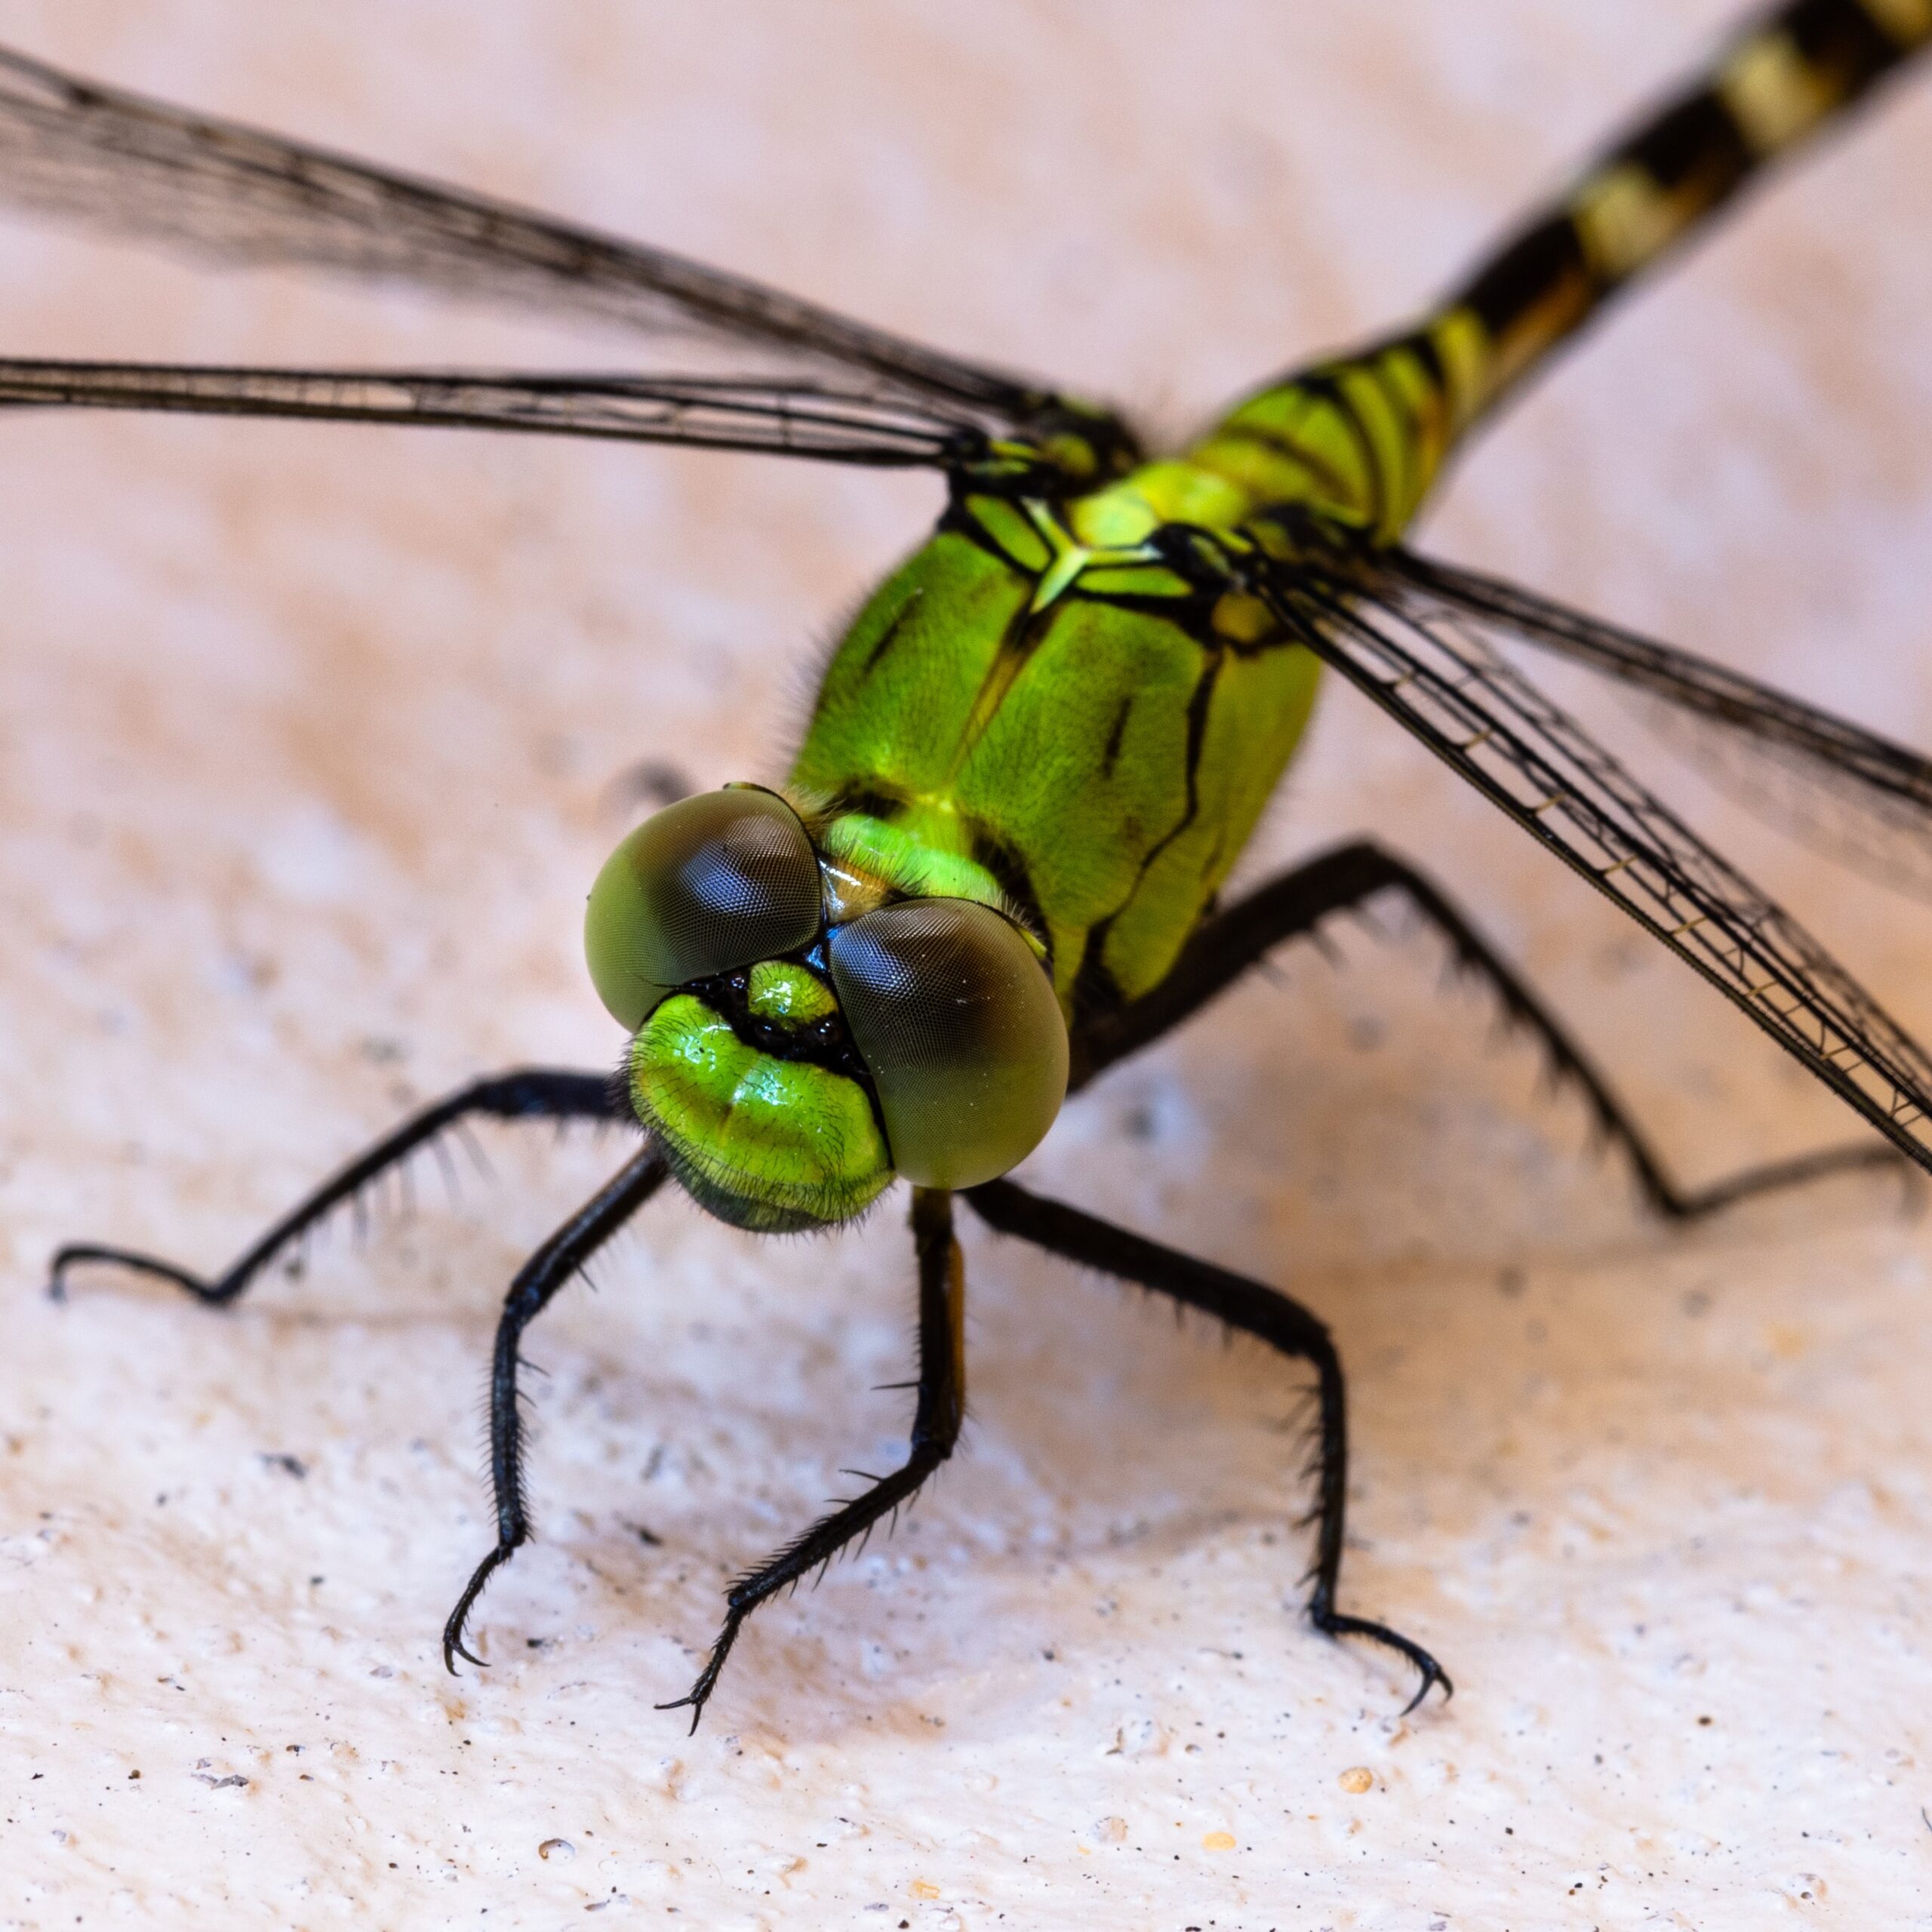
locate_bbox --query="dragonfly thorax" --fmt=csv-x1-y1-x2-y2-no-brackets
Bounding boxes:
792,488,1324,1023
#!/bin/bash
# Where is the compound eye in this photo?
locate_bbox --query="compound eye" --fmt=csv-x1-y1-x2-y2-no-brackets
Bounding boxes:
585,786,821,1030
828,898,1068,1189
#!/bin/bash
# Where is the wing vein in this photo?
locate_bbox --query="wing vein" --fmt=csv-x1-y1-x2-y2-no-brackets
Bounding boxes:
1252,548,1932,1173
0,40,1110,448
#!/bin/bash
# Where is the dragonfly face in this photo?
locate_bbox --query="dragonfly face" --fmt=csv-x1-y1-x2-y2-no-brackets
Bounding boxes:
585,784,1069,1230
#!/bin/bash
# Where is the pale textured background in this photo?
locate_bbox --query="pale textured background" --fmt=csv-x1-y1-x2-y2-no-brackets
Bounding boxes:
2,4,1931,1926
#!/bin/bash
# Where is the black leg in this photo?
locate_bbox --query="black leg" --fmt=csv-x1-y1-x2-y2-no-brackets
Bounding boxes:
1072,838,1898,1220
49,1066,632,1305
964,1174,1448,1715
657,1186,966,1732
443,1147,671,1671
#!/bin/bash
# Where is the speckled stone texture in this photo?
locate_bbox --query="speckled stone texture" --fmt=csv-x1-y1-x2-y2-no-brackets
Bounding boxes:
3,4,1931,1926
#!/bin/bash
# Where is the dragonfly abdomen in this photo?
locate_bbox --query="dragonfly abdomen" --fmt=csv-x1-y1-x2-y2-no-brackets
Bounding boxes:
1451,0,1927,405
1188,0,1931,543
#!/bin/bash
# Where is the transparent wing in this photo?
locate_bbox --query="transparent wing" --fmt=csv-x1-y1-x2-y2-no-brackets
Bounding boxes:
1383,547,1932,899
1255,547,1932,1174
0,358,977,467
0,42,1125,459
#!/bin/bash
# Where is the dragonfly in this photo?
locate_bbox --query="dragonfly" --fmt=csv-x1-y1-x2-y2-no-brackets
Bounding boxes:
26,0,1932,1726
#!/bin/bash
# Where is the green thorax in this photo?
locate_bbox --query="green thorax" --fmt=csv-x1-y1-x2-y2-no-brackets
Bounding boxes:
788,300,1496,1023
791,448,1350,1020
786,309,1503,1023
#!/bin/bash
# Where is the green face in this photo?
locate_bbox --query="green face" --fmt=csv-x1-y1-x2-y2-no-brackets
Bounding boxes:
630,985,893,1234
586,787,1069,1230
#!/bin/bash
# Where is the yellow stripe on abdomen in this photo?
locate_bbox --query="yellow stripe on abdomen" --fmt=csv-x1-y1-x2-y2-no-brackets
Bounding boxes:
1180,0,1930,545
1442,0,1929,424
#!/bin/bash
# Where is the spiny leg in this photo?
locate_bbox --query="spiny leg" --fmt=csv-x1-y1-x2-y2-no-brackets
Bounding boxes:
49,1067,632,1306
443,1146,671,1671
1072,838,1898,1220
657,1186,966,1732
964,1174,1447,1714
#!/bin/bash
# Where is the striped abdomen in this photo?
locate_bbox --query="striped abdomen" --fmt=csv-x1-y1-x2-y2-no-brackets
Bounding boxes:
1183,0,1932,540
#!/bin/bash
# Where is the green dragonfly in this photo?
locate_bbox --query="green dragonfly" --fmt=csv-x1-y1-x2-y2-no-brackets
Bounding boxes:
26,0,1932,1724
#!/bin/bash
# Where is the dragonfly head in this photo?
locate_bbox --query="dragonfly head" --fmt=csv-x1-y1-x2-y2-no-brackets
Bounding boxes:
584,785,1068,1231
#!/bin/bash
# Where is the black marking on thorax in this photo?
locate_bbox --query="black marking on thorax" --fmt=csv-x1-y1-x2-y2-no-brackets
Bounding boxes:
860,590,922,679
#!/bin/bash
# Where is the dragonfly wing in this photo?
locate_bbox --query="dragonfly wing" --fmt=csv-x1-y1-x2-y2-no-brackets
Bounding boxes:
0,43,1124,459
1381,547,1932,899
1256,552,1932,1174
0,358,978,467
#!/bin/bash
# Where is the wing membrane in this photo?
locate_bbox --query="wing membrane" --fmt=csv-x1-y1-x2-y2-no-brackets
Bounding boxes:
0,358,976,466
1383,547,1932,897
0,42,1103,448
1256,549,1932,1174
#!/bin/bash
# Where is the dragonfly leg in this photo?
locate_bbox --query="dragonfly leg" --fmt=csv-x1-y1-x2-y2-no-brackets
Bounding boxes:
48,1066,632,1306
657,1187,964,1732
964,1174,1449,1714
1072,838,1900,1220
443,1148,670,1672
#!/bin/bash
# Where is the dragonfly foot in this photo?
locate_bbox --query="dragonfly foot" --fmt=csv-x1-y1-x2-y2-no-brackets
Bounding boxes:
48,1241,235,1306
1315,1603,1454,1716
654,1611,746,1735
443,1543,518,1675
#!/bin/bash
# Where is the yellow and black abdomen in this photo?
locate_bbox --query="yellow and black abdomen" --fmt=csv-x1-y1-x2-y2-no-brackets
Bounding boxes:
1189,0,1932,541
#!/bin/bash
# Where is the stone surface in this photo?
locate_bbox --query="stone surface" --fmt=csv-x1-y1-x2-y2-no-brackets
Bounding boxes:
2,3,1931,1926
